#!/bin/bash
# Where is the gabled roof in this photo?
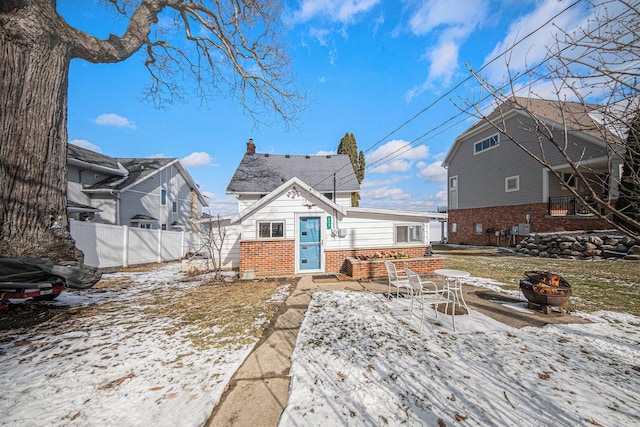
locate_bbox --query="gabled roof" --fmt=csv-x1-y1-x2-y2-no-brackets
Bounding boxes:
443,96,625,167
226,152,360,194
67,144,209,207
84,157,175,191
230,177,347,224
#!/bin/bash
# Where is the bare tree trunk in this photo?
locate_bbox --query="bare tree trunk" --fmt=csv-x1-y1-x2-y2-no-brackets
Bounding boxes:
0,32,78,260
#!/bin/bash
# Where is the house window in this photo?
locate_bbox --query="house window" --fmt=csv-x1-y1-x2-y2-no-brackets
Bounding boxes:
172,201,178,213
323,193,333,200
141,223,151,229
161,224,167,231
475,223,483,234
395,224,423,244
562,173,576,190
451,223,457,233
505,175,520,192
449,176,458,210
474,134,499,154
161,189,167,205
258,221,284,238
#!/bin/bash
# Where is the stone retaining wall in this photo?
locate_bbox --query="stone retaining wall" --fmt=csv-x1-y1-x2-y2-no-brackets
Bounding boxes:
517,232,640,260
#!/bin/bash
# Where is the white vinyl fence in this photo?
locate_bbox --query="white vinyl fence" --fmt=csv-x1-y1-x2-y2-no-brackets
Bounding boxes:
70,219,203,268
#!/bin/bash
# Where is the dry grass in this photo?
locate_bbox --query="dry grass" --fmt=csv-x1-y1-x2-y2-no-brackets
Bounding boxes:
433,245,640,316
143,277,291,350
50,265,293,352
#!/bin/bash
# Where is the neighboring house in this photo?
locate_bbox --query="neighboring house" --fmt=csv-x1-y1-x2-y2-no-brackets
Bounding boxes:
442,97,624,246
213,140,446,277
67,144,208,231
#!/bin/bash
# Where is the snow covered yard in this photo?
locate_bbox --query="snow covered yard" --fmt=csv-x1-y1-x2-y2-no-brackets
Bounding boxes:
0,263,291,427
281,291,640,427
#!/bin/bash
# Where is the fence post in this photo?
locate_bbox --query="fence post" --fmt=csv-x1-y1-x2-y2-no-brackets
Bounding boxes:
158,229,163,263
123,225,129,268
181,231,185,258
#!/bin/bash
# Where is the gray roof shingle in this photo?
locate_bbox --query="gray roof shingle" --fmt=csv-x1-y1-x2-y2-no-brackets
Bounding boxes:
226,153,360,194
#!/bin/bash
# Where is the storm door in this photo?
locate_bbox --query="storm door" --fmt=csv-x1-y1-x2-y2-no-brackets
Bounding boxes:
299,216,321,271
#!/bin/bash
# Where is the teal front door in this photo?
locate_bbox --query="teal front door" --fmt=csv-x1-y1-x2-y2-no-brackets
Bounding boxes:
299,216,321,270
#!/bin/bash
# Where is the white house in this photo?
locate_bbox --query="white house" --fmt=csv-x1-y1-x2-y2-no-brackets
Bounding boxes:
211,141,446,278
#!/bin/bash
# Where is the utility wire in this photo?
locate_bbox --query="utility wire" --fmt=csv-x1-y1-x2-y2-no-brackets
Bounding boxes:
310,0,584,191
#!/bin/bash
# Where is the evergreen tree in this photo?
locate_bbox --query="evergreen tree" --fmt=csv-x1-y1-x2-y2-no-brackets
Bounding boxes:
337,132,366,206
614,111,640,234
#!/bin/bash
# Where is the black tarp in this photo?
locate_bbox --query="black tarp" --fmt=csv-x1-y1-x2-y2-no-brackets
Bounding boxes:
0,257,102,289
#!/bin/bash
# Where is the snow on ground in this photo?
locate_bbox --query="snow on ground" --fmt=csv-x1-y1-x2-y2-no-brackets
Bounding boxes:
281,291,640,427
0,263,289,427
2,264,639,427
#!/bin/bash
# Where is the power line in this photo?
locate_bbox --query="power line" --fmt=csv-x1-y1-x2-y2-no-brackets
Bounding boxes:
311,0,584,190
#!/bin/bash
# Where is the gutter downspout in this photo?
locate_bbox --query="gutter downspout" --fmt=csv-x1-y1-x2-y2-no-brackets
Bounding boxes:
110,191,121,225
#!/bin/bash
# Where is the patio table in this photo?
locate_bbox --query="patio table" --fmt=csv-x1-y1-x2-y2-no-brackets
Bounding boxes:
434,269,471,316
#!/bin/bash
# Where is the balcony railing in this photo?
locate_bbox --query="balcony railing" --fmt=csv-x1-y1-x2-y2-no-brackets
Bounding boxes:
548,196,596,216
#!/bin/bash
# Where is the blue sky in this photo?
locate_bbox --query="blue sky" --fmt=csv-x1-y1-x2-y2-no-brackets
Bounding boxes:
58,0,602,215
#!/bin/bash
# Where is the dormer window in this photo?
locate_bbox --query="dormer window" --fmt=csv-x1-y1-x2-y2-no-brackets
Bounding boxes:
474,134,499,154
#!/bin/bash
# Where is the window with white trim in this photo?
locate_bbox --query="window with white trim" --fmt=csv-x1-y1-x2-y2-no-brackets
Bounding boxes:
475,223,483,234
505,175,520,192
395,224,423,244
258,221,284,238
474,134,499,154
161,189,167,205
449,176,458,209
172,201,178,213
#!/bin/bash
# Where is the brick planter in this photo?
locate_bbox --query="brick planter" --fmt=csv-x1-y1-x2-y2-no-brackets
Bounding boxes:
344,256,444,280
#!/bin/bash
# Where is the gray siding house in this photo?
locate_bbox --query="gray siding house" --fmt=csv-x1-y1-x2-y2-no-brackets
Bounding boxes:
442,97,623,246
67,144,208,231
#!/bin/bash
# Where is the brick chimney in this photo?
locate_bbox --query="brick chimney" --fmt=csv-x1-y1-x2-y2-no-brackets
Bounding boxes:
246,138,256,154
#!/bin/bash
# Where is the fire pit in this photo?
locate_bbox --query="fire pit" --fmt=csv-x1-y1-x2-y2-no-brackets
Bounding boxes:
519,271,571,314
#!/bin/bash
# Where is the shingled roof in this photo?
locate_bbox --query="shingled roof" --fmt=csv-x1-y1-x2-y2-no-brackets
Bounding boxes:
226,151,361,194
67,144,208,206
459,96,625,143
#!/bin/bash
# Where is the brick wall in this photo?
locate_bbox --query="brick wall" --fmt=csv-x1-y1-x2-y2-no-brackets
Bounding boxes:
448,203,611,246
239,240,295,276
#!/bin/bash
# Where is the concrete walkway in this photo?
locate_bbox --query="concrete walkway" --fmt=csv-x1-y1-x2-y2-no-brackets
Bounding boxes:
205,274,587,426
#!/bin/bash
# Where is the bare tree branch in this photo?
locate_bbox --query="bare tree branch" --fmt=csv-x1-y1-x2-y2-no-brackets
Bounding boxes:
459,0,639,240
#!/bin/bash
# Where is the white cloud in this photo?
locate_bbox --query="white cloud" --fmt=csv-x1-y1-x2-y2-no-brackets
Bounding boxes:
405,0,489,97
69,139,102,153
360,185,412,201
309,27,331,46
149,153,165,158
181,152,214,168
416,160,447,183
481,0,589,85
408,0,487,36
360,175,409,189
367,140,428,173
292,0,380,24
94,113,136,129
315,149,337,155
203,194,237,216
